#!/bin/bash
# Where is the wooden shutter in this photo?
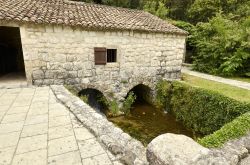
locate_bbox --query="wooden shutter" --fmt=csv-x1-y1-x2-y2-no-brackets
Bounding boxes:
94,47,107,65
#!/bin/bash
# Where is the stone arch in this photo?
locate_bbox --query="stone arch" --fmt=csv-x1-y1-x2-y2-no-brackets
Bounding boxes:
126,83,155,104
74,83,111,101
76,86,112,114
121,79,155,98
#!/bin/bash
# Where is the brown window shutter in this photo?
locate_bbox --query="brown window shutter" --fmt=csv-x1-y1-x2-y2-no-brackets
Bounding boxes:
94,47,107,65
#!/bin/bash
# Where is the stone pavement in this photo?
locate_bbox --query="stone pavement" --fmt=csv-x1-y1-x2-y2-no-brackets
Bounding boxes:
182,67,250,90
0,87,119,165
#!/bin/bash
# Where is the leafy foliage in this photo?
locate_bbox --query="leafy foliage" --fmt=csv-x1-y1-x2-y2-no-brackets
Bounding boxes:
191,14,250,76
199,112,250,148
122,92,137,115
109,100,120,115
76,0,142,9
155,79,172,110
143,0,169,19
97,92,136,116
188,0,250,23
155,81,250,135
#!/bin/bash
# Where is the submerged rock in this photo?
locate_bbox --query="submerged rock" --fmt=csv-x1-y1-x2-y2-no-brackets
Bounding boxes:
146,133,210,165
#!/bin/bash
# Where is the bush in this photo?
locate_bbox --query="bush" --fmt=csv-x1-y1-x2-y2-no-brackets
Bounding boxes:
143,0,169,19
109,100,120,115
191,14,250,76
122,92,136,115
96,95,119,115
198,112,250,148
155,79,172,111
156,81,250,135
97,92,136,116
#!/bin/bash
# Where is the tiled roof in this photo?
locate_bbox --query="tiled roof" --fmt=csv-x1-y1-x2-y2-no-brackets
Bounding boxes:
0,0,187,35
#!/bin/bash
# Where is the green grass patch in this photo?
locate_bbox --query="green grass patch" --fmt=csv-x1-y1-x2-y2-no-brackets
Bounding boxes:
182,74,250,103
228,77,250,83
198,112,250,148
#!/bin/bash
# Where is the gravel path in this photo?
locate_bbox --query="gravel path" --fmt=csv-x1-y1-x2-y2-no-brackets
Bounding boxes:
182,67,250,90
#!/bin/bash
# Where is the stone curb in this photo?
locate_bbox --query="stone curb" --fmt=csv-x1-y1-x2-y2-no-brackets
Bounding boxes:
50,85,148,165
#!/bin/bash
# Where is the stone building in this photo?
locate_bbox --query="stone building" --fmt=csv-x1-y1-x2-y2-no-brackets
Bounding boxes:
0,0,187,101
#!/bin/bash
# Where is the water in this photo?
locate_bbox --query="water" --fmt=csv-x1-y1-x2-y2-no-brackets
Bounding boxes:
107,102,200,146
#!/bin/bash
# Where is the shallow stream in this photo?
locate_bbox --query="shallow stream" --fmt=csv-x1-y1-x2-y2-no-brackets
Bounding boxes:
76,88,201,146
107,102,200,145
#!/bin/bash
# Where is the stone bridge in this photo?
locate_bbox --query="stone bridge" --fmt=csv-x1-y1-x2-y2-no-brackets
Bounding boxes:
69,76,157,103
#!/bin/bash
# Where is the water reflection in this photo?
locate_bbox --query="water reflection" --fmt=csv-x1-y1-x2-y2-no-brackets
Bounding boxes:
108,102,200,145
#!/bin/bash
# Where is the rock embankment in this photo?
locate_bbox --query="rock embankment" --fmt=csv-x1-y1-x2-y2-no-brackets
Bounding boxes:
146,133,250,165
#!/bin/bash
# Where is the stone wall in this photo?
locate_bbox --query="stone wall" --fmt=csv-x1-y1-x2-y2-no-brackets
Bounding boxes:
146,133,250,165
51,85,148,165
18,24,185,100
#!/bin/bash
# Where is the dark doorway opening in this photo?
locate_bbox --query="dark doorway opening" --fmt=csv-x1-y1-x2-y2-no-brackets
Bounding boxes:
0,26,26,78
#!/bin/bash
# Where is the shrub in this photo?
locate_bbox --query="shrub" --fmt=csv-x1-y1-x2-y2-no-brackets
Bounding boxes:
155,81,250,135
198,112,250,148
122,92,137,115
96,95,119,115
97,94,109,107
170,81,250,135
143,0,169,19
155,79,172,111
191,14,250,76
109,100,120,115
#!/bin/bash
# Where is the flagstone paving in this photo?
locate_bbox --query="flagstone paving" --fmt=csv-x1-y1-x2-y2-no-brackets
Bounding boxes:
0,87,120,165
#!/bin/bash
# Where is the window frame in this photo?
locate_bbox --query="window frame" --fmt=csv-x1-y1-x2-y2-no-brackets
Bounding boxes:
94,47,118,65
107,49,117,63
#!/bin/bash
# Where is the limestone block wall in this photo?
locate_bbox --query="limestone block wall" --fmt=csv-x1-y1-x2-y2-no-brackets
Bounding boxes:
19,24,186,100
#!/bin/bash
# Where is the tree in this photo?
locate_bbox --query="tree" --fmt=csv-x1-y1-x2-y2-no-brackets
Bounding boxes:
190,14,250,76
143,0,169,19
165,0,194,21
129,0,141,9
188,0,250,23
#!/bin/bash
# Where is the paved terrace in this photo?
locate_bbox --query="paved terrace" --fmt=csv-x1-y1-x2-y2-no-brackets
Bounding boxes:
0,87,120,165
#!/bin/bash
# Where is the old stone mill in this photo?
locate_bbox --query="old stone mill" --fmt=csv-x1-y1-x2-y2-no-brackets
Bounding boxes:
0,0,186,102
3,1,247,165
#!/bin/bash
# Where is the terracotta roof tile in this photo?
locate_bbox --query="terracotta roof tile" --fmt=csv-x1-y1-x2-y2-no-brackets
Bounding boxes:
0,0,187,35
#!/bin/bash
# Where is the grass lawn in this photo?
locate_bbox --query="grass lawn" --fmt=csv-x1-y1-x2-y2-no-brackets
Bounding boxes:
228,77,250,83
181,73,250,103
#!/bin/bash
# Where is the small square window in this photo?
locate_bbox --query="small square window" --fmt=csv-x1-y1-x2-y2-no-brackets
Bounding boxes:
107,49,117,63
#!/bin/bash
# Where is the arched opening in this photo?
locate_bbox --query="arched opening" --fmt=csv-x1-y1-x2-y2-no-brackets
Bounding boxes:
127,84,153,104
78,88,108,114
